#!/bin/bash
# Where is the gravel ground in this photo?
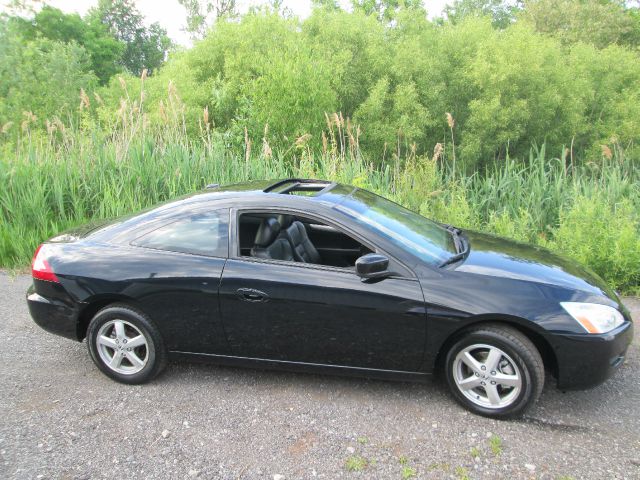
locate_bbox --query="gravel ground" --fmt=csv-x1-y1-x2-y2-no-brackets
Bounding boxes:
1,273,639,480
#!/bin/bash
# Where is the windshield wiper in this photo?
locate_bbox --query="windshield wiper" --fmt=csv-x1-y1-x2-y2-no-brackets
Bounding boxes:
441,224,463,252
440,224,469,267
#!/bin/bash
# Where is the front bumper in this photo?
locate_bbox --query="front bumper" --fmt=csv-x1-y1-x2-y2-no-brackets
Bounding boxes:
26,284,81,341
553,321,634,390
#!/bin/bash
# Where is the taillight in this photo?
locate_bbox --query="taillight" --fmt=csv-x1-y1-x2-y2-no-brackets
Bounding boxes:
32,244,59,283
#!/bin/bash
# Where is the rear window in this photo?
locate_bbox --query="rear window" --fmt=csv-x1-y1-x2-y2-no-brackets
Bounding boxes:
131,210,229,258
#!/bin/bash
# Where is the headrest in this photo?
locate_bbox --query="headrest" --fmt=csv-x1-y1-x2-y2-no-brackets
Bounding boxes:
277,214,293,229
254,217,281,247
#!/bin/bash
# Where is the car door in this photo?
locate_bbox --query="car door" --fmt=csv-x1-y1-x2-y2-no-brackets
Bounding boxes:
218,211,427,372
125,208,232,355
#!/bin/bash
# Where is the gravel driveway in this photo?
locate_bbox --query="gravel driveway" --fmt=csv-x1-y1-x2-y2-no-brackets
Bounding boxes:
1,273,639,479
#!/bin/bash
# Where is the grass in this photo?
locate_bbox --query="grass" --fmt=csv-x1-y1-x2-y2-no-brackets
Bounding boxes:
1,116,639,293
345,455,368,472
401,465,417,479
488,435,503,456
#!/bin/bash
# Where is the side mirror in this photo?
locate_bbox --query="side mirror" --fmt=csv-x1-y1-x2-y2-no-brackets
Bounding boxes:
356,253,390,280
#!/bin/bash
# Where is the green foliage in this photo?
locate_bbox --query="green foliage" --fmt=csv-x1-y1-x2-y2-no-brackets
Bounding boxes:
0,1,639,296
89,0,172,75
545,194,640,294
0,28,97,128
522,0,640,48
401,465,417,479
442,0,520,28
11,6,124,83
178,0,237,40
345,455,368,471
488,435,503,456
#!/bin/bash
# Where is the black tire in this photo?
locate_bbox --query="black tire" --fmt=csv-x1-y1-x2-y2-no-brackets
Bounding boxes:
444,324,544,419
86,303,167,384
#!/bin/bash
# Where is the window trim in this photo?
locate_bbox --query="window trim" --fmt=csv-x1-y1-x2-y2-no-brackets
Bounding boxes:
230,207,416,279
129,208,230,259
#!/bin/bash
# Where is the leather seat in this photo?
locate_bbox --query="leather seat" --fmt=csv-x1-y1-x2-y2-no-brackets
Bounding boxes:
278,215,321,264
250,217,294,261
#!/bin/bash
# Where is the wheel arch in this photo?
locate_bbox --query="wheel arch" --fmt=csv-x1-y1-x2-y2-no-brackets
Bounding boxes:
433,315,558,379
76,295,143,341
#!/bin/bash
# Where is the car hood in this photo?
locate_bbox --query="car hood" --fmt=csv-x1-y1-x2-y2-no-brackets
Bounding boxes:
454,230,616,297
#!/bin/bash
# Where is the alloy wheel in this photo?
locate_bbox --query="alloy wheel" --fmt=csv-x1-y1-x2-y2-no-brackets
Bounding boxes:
453,343,522,409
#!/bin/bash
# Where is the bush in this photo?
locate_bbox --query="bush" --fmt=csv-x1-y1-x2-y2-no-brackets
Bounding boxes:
545,195,640,294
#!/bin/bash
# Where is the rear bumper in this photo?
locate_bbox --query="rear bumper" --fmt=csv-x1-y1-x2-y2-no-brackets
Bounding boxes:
554,321,633,390
27,284,81,341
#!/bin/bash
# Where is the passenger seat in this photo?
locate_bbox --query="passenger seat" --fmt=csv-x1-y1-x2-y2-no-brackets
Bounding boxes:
250,217,294,261
278,215,321,264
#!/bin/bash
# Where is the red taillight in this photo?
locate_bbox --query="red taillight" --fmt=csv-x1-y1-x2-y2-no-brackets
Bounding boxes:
32,244,59,283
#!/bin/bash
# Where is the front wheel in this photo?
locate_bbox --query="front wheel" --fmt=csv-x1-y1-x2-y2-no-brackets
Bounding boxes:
444,324,544,418
87,304,167,384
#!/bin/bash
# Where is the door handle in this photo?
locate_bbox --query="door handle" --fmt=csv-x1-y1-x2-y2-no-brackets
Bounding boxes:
236,288,268,303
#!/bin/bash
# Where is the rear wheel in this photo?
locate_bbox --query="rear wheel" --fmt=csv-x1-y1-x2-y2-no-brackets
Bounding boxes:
87,304,167,384
445,325,544,418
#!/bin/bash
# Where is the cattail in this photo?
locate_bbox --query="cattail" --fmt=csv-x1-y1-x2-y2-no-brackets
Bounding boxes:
79,88,90,110
53,117,65,134
446,112,455,129
23,111,37,122
141,68,148,81
262,138,272,159
432,143,443,163
159,100,168,123
321,131,328,154
46,119,56,135
1,121,13,134
203,106,209,125
117,98,127,118
295,133,312,146
244,127,251,164
601,144,613,160
118,76,127,90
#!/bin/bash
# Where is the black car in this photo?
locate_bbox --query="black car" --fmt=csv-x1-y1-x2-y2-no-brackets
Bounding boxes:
27,179,633,418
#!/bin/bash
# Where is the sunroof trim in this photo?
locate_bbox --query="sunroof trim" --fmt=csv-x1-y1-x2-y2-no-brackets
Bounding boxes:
264,178,333,194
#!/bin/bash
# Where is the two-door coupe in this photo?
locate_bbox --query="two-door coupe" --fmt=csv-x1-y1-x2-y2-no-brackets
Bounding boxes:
27,179,633,418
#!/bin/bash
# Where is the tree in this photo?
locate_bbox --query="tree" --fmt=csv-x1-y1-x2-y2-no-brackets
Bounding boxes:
311,0,342,10
89,0,171,75
442,0,522,28
12,6,124,83
521,0,639,48
178,0,237,40
0,26,97,126
350,0,425,23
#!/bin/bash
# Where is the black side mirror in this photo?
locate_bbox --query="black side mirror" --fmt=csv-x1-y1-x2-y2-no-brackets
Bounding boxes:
356,253,390,280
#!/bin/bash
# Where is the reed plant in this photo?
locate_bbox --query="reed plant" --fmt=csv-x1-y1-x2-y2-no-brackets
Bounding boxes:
1,87,638,293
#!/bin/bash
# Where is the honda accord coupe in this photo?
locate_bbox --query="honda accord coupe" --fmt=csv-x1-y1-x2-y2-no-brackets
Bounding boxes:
27,178,633,418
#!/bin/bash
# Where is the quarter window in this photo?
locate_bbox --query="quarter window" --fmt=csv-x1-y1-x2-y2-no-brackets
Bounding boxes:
132,210,228,257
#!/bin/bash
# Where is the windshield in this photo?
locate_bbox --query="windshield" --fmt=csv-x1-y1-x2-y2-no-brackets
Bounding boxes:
336,189,457,266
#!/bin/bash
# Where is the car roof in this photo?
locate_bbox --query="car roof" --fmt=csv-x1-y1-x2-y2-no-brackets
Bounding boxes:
84,179,358,243
170,178,357,209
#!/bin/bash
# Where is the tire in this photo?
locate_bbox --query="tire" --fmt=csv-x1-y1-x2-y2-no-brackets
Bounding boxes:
444,324,544,419
86,304,167,384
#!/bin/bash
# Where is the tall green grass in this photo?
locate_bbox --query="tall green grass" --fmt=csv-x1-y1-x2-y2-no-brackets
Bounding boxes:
1,129,639,293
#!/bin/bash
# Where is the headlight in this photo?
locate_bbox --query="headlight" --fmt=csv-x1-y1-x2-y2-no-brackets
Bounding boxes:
560,302,625,334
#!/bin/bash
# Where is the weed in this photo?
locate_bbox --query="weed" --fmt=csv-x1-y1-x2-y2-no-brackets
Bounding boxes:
489,435,503,456
345,455,368,472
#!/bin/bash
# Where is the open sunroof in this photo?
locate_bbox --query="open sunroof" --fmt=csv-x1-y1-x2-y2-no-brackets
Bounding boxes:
264,178,335,196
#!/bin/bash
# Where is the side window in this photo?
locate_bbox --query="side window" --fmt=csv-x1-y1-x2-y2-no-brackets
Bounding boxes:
238,212,372,268
132,210,229,258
